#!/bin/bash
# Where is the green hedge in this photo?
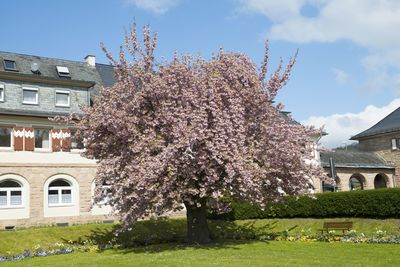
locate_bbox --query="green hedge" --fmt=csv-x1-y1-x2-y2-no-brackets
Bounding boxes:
208,188,400,220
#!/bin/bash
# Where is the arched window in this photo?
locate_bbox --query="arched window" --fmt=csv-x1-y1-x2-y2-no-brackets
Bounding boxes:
94,181,112,205
0,180,23,207
91,180,113,216
374,174,388,189
349,176,363,190
48,179,72,205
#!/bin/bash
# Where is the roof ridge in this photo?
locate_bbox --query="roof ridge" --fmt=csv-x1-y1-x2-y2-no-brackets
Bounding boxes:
0,50,109,66
351,106,400,140
95,62,114,67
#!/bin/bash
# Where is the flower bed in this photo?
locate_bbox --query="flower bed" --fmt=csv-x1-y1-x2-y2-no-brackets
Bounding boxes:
251,229,400,244
0,241,108,263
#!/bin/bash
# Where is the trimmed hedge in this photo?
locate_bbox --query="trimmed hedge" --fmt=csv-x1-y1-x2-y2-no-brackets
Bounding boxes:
208,188,400,220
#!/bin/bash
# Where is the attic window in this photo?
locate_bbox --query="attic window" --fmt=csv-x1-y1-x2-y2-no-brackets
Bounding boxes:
3,60,17,71
56,66,71,78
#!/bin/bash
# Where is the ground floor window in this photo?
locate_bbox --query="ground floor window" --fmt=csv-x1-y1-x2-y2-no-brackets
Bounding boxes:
48,179,72,205
97,184,112,205
0,180,23,207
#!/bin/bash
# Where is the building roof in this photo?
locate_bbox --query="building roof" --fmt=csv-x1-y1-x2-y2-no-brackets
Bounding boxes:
0,51,106,85
351,107,400,140
95,63,115,88
320,150,394,169
280,111,301,125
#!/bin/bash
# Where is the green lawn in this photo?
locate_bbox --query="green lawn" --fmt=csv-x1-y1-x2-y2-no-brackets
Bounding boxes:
1,218,399,255
2,241,400,267
214,217,400,235
0,223,114,255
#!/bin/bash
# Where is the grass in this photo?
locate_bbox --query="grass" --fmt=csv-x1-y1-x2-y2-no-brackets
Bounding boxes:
0,223,114,255
0,218,399,255
2,241,400,267
229,218,400,235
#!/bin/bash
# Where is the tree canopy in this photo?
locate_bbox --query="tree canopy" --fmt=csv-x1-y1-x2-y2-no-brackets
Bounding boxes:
73,23,327,243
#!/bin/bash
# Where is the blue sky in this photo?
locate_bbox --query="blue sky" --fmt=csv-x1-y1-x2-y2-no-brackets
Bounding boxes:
2,0,400,147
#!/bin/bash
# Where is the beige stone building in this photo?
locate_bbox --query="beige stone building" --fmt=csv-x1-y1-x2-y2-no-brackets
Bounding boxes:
318,108,400,192
0,52,115,228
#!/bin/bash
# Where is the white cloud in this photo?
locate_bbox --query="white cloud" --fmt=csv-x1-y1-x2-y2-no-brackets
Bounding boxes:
237,0,400,94
239,0,400,48
332,68,349,84
237,0,318,20
302,99,400,148
126,0,179,14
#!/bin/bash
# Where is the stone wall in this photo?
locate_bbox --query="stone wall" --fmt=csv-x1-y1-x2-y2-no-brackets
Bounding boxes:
334,167,395,191
358,132,400,187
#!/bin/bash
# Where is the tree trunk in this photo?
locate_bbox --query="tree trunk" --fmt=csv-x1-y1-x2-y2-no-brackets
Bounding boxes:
184,198,212,244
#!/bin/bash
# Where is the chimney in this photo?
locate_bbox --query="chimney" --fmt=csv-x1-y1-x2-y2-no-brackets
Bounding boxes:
84,55,96,67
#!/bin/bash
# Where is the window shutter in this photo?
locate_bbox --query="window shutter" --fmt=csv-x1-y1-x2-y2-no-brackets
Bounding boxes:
24,127,34,151
13,127,24,151
392,139,397,150
62,129,71,152
52,129,62,152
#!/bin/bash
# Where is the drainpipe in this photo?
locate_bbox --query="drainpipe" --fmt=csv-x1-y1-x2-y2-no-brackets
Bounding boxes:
329,157,337,191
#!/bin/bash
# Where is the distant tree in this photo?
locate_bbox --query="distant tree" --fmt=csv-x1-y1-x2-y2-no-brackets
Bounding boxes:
335,142,359,151
75,23,327,244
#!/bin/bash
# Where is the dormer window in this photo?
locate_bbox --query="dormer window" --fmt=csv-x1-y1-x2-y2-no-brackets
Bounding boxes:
3,60,17,71
56,66,71,78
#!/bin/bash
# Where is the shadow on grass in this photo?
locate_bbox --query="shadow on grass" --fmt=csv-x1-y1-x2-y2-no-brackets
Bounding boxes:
63,218,298,254
114,240,263,255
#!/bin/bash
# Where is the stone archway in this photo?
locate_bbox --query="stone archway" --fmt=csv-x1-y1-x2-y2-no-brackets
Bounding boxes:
374,174,388,189
349,173,365,190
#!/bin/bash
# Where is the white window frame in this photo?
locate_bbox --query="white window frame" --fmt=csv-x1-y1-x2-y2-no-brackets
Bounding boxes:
56,66,71,78
44,174,79,218
48,180,74,207
34,128,51,152
55,90,70,107
392,138,400,151
0,181,24,209
0,84,4,102
22,87,39,105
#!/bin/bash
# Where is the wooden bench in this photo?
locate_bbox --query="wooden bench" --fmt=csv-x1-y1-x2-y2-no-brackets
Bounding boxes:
319,222,353,234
